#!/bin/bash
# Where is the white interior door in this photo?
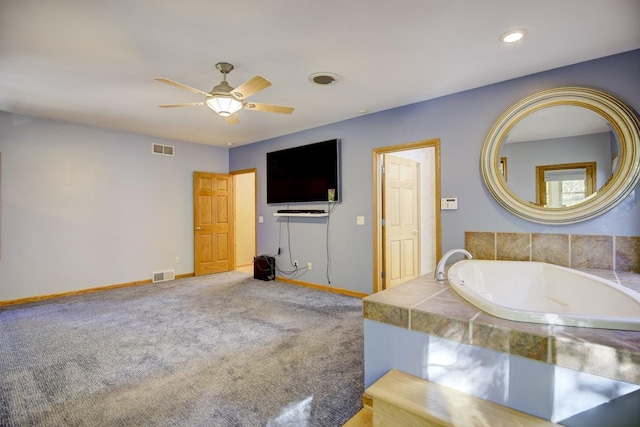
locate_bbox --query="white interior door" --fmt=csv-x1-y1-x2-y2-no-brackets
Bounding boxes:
383,154,420,288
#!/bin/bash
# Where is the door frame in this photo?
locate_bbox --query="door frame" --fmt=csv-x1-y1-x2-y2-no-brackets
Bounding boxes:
372,139,442,293
231,168,257,269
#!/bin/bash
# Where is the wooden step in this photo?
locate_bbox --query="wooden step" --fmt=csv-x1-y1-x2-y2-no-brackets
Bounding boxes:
365,369,560,426
342,407,373,427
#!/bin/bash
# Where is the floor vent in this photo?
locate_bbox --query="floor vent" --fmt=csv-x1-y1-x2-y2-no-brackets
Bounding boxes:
153,269,175,283
152,143,175,156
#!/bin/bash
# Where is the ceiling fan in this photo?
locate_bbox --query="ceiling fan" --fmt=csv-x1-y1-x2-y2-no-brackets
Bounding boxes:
155,62,294,125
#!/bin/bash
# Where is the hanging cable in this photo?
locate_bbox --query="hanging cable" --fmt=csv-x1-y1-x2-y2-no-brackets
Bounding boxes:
325,201,338,284
269,207,309,279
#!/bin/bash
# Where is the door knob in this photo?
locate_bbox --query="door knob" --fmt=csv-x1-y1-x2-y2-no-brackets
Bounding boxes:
196,227,202,231
413,229,419,235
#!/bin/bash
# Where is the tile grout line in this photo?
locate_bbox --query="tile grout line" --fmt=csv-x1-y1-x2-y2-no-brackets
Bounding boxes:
568,234,572,268
469,311,481,345
408,287,450,309
613,236,616,271
407,286,458,331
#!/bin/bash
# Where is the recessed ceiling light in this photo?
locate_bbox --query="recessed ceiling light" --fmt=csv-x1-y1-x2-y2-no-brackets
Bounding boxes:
309,72,340,86
500,29,526,44
226,142,233,146
358,109,369,114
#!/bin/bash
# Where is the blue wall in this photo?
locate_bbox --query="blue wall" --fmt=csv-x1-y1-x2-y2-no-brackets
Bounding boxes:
229,50,640,295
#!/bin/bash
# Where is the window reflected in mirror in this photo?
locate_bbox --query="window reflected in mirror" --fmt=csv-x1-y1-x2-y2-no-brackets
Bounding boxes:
536,162,596,207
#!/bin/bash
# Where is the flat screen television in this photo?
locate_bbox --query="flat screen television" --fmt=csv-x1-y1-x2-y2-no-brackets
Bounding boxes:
267,139,340,204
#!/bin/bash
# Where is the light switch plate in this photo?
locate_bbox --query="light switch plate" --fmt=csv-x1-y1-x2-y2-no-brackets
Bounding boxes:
356,216,365,225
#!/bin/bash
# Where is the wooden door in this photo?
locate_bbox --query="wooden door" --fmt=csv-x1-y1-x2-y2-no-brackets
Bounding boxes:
194,172,234,276
383,155,420,288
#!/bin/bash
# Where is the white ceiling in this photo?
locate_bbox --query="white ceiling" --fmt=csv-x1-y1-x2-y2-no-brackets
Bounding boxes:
1,0,639,148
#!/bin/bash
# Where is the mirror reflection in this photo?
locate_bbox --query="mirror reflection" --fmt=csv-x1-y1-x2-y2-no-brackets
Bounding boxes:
498,105,618,207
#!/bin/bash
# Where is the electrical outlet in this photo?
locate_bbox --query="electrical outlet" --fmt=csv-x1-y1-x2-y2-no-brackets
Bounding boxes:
307,262,312,270
174,256,180,264
294,260,299,268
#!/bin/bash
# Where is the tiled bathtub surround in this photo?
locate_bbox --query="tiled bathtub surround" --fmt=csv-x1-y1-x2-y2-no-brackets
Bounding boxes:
617,236,640,273
531,233,569,267
465,232,640,273
363,271,640,385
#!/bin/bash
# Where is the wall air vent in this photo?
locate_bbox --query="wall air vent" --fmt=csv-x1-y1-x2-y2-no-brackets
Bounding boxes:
152,143,175,156
152,269,175,283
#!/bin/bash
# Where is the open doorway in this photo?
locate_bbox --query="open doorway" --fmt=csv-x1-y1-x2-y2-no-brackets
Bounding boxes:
373,139,441,293
232,169,257,274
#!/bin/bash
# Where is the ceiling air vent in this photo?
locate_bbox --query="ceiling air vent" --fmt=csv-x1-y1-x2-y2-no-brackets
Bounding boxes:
308,72,339,86
152,143,175,156
153,269,175,283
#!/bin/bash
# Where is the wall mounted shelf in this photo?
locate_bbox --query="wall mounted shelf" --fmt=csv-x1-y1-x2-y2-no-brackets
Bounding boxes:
273,212,329,217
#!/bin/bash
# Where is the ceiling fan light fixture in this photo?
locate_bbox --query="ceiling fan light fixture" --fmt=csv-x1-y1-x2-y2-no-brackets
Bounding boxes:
156,61,292,124
206,95,243,117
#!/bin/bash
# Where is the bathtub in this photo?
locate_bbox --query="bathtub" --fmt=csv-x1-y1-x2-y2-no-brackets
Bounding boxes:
446,260,640,331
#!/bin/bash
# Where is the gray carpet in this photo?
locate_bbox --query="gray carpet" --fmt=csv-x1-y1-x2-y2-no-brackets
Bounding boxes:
0,272,364,426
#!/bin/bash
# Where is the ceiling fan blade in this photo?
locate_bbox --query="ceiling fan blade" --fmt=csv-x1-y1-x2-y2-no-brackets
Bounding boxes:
231,76,272,100
155,78,210,97
245,102,294,114
158,102,206,108
225,114,240,125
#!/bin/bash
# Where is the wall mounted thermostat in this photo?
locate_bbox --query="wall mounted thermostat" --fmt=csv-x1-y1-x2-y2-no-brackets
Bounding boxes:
441,198,458,210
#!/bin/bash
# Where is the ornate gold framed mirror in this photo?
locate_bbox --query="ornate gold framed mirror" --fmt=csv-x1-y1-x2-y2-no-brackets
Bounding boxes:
481,87,640,224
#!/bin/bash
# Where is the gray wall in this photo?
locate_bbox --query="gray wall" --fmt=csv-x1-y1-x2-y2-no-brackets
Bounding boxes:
0,114,228,300
229,49,640,295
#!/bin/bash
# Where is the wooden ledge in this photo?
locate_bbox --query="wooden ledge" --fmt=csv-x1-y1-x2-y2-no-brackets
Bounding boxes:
365,369,559,426
342,407,372,427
